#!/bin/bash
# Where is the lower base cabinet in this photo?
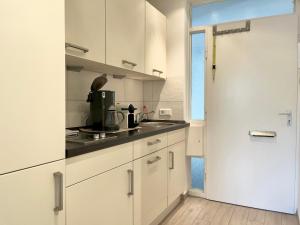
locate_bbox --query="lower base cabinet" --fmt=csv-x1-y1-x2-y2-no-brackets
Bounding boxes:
134,149,168,225
168,141,187,205
0,160,65,225
66,162,134,225
65,129,187,225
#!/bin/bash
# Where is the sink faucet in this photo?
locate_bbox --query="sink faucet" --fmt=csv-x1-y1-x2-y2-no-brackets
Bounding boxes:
136,111,155,123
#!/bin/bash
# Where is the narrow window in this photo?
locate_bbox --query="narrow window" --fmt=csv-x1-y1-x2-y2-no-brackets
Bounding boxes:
191,157,205,191
191,32,205,121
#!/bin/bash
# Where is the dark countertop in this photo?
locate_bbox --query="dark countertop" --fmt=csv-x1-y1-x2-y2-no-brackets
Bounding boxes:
66,120,190,158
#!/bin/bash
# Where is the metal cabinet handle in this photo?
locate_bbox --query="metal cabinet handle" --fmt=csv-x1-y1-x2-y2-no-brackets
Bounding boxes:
147,156,161,164
248,130,276,138
127,170,134,196
53,172,63,212
153,69,163,74
169,151,174,170
65,42,89,53
122,60,137,67
147,139,161,146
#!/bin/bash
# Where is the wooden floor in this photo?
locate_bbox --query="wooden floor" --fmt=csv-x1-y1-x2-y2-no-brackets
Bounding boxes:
160,197,299,225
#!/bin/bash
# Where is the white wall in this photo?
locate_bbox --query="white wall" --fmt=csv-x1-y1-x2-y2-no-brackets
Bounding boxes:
144,0,189,120
296,0,300,220
66,71,144,127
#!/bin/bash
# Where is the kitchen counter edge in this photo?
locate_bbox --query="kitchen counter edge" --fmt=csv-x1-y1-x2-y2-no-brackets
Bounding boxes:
66,121,190,158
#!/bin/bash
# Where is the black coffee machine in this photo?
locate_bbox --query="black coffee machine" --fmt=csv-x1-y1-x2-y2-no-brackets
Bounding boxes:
87,90,115,131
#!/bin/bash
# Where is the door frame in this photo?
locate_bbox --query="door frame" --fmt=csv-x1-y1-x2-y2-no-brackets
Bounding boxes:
186,26,211,198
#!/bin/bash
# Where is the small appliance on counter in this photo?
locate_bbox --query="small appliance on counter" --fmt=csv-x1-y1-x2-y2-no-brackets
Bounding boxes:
86,74,137,133
105,105,125,131
119,104,139,129
87,90,116,131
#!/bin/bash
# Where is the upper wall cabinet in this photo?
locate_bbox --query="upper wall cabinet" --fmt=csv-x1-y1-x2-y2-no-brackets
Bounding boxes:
65,0,105,63
145,2,167,79
106,0,145,74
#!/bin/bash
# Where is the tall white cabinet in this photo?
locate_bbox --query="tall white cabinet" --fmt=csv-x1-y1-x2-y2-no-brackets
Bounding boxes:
0,0,65,174
0,0,65,224
145,2,167,79
106,0,145,73
65,0,106,63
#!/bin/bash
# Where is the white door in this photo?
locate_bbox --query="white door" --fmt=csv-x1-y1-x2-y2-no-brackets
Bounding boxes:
206,15,298,213
66,162,133,225
0,160,65,225
0,0,65,174
106,0,145,73
134,149,168,225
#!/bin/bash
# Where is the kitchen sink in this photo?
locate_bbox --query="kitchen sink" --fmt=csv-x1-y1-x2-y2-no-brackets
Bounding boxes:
139,121,176,128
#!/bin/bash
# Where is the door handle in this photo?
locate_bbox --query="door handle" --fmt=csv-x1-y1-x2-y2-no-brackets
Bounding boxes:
147,139,161,146
278,111,292,126
147,156,161,164
169,151,175,170
249,130,277,138
65,42,89,53
122,60,137,67
53,172,63,212
127,170,134,196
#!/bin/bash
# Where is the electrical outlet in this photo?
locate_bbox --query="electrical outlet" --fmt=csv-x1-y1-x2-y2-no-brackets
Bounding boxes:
159,108,172,116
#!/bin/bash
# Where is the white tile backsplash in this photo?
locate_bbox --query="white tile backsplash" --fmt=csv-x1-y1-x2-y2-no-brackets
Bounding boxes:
66,70,144,127
124,79,144,102
66,100,90,127
144,101,184,120
143,76,185,120
143,81,153,101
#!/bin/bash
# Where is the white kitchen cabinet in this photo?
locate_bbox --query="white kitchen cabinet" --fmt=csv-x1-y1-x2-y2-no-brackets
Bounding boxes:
167,141,187,205
65,0,105,63
133,133,168,159
66,162,134,225
0,160,65,225
0,0,65,174
134,149,168,225
145,2,167,79
106,0,145,73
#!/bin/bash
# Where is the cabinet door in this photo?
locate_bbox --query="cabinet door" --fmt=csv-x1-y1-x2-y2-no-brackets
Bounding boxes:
145,2,167,79
168,141,187,205
0,160,65,225
0,0,65,174
66,163,133,225
106,0,145,73
65,0,105,63
134,149,168,225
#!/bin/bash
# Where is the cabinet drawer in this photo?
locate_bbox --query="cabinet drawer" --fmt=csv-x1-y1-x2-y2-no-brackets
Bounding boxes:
133,134,167,159
66,143,133,186
168,129,186,146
